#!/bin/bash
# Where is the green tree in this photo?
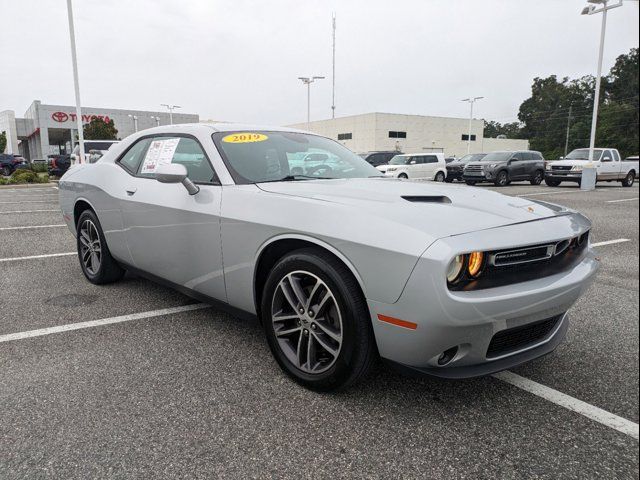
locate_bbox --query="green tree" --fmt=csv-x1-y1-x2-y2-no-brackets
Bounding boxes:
83,118,118,140
484,120,522,138
0,131,7,153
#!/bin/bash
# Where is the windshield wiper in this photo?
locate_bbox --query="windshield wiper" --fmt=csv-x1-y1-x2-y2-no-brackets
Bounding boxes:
259,175,333,183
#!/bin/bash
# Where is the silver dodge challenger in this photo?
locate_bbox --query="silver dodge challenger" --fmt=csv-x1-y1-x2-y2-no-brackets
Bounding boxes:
59,123,599,390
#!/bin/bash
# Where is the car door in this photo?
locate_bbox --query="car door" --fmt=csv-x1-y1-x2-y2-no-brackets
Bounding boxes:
424,155,440,179
598,149,617,180
510,153,526,179
118,134,226,301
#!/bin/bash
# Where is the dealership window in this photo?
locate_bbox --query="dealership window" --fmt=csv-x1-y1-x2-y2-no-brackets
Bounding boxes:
337,133,352,140
388,131,407,139
461,134,477,141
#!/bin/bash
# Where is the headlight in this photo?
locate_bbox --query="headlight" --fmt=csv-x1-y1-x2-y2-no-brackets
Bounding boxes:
571,165,583,172
545,164,552,170
446,255,465,284
467,251,485,277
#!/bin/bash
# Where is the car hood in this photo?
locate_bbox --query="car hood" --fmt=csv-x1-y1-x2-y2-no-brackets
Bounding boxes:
549,159,593,167
257,178,570,238
376,164,404,171
447,161,466,168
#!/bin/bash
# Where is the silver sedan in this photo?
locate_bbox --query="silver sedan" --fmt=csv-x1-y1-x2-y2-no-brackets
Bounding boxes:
58,124,599,390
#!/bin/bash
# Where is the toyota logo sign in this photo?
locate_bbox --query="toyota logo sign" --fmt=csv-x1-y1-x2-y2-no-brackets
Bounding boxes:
52,112,69,122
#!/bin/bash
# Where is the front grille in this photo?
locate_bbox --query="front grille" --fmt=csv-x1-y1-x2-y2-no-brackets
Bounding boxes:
465,165,484,174
552,165,572,171
486,314,563,358
449,231,590,291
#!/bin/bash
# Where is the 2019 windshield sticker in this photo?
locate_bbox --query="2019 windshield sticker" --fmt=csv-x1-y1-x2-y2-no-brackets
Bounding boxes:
222,133,269,144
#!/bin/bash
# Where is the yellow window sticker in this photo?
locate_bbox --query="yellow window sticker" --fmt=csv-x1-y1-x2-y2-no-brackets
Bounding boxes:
222,133,269,144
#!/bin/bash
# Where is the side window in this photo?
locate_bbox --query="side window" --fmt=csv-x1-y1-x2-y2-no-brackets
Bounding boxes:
413,156,424,164
612,150,621,162
512,153,524,161
137,137,218,183
602,150,612,161
425,155,438,164
118,138,152,173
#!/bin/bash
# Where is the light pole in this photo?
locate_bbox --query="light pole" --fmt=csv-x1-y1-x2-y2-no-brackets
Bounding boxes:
461,97,483,154
66,0,85,164
581,0,623,164
150,116,161,127
298,76,325,131
161,104,181,125
128,114,138,132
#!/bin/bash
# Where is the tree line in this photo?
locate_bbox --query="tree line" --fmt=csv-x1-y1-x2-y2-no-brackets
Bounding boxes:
484,48,638,159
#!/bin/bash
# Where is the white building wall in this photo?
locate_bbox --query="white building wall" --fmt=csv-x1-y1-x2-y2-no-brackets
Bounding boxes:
288,112,529,158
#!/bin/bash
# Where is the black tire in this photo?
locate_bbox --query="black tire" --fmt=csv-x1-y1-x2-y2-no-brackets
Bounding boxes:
1,166,11,177
398,173,408,179
76,209,125,285
494,170,509,187
622,171,635,187
261,248,377,391
465,180,476,186
530,170,544,185
545,178,561,187
434,171,445,182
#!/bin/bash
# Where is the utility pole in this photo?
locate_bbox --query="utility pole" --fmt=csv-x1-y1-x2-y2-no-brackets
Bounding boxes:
66,0,85,164
461,97,484,154
128,114,138,133
161,104,181,125
298,76,325,131
331,12,336,119
564,104,573,157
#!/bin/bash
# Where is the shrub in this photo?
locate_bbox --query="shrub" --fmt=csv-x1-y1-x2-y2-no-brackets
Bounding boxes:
31,163,48,173
0,177,8,185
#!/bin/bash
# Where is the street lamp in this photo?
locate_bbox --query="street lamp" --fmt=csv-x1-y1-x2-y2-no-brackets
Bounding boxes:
66,0,85,164
298,76,325,131
581,0,623,164
461,97,484,154
128,114,138,132
150,115,161,127
160,104,181,125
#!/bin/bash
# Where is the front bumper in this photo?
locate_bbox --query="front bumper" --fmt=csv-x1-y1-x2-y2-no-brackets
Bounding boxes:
367,213,599,378
546,171,583,182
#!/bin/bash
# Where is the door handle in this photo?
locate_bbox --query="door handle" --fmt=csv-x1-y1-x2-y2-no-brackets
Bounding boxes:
126,187,137,196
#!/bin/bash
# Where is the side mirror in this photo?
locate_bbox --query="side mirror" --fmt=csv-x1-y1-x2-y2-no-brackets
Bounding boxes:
410,160,417,165
559,156,564,160
602,156,612,162
155,163,199,195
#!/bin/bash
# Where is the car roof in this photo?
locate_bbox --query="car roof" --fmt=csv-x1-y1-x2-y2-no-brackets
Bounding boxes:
395,152,443,156
136,123,309,136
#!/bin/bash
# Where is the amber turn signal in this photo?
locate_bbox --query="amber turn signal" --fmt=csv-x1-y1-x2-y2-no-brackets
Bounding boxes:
467,251,484,278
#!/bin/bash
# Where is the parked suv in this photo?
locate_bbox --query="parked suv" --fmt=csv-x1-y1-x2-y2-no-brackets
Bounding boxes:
445,153,487,182
376,153,447,181
358,151,402,168
463,151,545,186
0,154,26,176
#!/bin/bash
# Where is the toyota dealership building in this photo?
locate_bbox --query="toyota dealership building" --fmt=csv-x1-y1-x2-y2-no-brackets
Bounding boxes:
0,100,198,160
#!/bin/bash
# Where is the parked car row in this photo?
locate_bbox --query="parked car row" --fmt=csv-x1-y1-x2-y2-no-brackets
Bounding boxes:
358,147,637,188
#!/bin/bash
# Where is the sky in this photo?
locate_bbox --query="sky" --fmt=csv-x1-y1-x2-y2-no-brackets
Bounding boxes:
0,0,638,126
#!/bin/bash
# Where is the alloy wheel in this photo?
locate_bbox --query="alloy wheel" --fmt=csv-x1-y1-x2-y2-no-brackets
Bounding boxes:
271,270,343,374
79,219,102,276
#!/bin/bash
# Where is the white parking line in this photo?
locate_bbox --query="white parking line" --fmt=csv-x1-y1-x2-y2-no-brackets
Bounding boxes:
494,371,639,440
0,304,210,344
0,209,59,214
0,224,66,231
0,252,75,262
606,198,638,204
592,239,631,247
517,190,587,197
1,201,57,204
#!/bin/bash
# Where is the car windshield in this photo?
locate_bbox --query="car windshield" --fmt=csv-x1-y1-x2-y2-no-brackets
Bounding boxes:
458,154,486,163
565,148,602,161
479,152,513,162
389,155,410,165
212,131,382,183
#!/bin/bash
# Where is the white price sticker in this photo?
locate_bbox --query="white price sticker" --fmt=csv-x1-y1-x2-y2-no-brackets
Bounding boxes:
140,138,180,174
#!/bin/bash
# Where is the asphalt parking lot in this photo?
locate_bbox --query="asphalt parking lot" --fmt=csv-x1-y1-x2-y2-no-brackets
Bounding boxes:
0,181,638,479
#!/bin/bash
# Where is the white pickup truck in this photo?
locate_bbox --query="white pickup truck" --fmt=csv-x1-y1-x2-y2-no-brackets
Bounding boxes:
545,148,638,187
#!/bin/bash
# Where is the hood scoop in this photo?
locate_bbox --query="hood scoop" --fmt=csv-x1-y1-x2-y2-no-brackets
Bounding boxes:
402,195,451,204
